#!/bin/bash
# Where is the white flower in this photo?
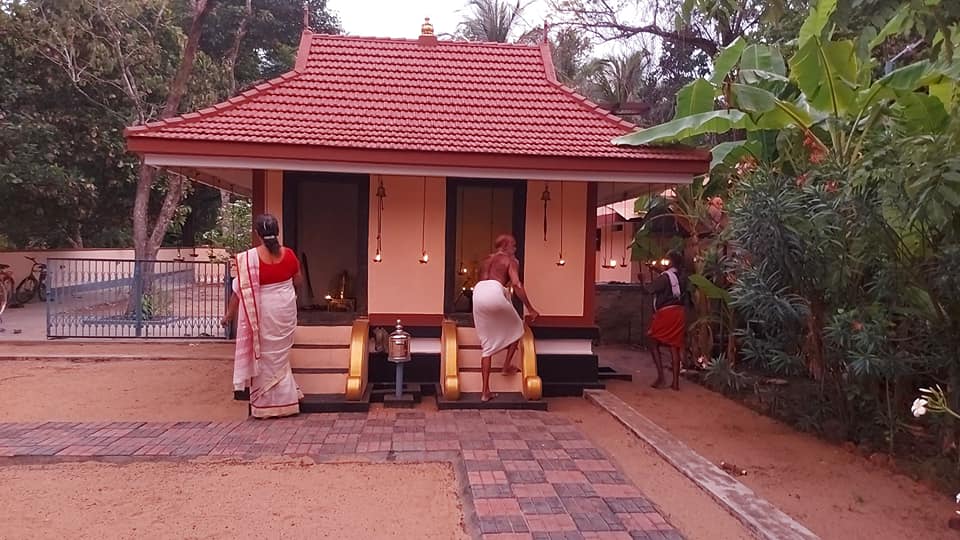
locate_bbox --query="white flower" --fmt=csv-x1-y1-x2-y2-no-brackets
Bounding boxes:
912,398,929,417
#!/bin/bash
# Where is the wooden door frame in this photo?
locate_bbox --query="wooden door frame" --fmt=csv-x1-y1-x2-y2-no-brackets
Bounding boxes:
443,178,527,320
283,171,370,318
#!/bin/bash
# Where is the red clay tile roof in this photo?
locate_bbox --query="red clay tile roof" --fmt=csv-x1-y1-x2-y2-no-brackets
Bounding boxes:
126,33,704,164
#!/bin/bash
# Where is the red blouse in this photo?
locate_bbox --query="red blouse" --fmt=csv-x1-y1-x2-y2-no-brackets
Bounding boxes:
259,247,300,285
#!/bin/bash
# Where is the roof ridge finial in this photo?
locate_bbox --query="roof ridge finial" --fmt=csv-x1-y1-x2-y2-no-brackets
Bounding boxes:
421,17,434,36
419,16,438,46
542,19,550,43
302,2,309,32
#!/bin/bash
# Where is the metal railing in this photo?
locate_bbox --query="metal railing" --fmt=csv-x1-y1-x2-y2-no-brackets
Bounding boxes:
46,258,231,339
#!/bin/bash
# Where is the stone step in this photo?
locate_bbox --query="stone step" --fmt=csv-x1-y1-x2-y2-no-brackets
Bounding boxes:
437,392,548,411
455,327,481,347
457,371,523,394
456,347,517,370
290,346,350,370
294,325,352,346
294,371,347,395
299,392,370,413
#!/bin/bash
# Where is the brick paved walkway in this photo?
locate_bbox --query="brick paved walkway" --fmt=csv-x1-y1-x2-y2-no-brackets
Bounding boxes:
0,410,682,540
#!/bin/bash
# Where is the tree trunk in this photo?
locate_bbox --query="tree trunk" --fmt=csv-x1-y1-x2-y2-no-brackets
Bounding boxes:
160,0,215,119
132,0,216,262
224,0,253,96
219,189,232,237
129,1,215,317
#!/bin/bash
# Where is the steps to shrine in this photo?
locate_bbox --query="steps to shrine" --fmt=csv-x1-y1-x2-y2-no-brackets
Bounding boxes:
440,323,544,409
291,321,370,412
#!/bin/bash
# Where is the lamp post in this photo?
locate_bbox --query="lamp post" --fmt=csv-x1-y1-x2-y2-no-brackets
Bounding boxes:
385,319,414,407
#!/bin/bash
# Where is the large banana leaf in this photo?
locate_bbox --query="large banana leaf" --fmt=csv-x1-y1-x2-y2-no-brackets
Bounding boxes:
731,84,814,129
857,61,960,112
790,38,859,117
710,140,762,171
798,0,837,48
894,93,949,135
631,227,684,262
674,79,717,119
930,81,957,111
613,110,751,146
710,37,748,85
869,4,911,50
689,273,732,303
740,44,786,76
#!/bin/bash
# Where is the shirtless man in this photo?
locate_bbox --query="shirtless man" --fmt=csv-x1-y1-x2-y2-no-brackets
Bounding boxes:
473,234,539,402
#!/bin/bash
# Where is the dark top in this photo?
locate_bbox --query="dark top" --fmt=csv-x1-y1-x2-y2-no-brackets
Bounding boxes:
642,269,683,310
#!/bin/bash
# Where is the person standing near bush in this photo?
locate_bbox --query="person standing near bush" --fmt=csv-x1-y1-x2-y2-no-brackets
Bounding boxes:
640,250,686,390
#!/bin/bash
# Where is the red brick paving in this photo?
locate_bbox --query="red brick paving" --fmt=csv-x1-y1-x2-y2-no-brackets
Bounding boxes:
0,410,682,539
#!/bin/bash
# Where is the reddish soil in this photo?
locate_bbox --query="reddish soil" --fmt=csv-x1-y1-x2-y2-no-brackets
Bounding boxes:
1,353,954,539
599,345,957,540
0,459,467,539
0,359,246,422
550,397,754,539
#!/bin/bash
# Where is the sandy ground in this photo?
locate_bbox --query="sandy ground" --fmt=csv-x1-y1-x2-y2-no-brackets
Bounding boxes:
599,345,957,540
0,302,46,340
0,459,468,540
550,397,753,540
0,359,247,422
2,354,955,539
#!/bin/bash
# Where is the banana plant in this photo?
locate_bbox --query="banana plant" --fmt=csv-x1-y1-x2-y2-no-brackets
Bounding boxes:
613,0,960,175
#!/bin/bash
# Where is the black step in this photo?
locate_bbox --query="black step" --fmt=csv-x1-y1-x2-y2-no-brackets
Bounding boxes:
299,390,370,413
369,383,425,404
437,392,548,411
598,366,633,382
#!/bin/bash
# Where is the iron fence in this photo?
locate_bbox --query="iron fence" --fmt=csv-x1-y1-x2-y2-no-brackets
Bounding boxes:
46,258,231,339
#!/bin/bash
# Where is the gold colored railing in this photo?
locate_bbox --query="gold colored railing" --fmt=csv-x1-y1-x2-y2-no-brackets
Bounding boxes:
440,319,460,400
345,317,369,400
520,324,542,400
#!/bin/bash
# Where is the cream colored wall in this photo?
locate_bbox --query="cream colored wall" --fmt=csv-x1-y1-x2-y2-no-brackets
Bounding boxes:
523,181,587,317
265,170,284,244
367,175,446,314
596,223,637,283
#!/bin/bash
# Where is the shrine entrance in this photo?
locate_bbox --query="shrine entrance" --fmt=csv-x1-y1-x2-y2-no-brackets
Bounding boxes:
283,171,369,324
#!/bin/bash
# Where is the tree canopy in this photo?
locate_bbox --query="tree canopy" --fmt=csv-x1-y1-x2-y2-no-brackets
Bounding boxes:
0,0,339,249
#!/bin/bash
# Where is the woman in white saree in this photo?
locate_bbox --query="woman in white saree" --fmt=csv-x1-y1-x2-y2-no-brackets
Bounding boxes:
222,214,303,418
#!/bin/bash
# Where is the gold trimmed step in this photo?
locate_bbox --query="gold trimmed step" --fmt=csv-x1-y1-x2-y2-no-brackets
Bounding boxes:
450,323,541,401
441,319,460,400
291,347,350,370
294,325,352,345
520,324,542,400
345,318,369,401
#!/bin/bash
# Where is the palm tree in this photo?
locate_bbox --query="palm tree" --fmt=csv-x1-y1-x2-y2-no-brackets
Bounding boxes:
581,50,651,119
456,0,524,43
582,50,649,106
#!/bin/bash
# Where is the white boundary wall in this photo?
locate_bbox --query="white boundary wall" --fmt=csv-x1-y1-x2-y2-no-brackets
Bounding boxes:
0,247,229,285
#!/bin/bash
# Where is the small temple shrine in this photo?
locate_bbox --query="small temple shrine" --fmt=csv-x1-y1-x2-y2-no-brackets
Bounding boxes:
125,19,708,409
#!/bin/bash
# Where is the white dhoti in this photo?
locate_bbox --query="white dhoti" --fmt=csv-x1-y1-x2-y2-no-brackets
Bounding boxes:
472,280,524,357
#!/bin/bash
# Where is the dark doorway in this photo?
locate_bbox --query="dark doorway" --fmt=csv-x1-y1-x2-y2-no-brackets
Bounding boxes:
444,179,526,322
283,172,369,324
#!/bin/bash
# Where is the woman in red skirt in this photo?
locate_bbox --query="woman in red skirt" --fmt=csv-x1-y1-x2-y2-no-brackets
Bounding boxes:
640,251,686,390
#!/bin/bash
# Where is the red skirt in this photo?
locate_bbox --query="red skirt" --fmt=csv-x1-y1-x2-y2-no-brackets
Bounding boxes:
649,305,685,349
